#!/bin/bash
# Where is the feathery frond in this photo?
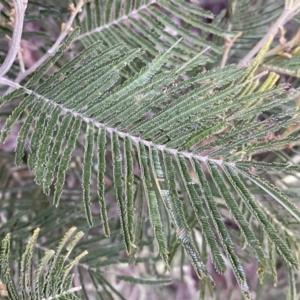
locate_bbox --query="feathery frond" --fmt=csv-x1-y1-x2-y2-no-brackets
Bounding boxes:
76,0,226,67
0,227,86,300
1,21,300,299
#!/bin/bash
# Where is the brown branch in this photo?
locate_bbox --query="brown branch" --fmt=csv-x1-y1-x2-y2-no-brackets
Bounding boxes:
7,0,86,90
0,0,27,77
220,31,242,67
238,2,300,67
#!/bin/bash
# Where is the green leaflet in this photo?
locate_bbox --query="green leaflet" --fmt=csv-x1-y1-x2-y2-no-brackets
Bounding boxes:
132,185,144,259
104,0,113,23
29,104,50,171
124,137,134,243
47,46,127,105
15,101,43,166
150,148,165,184
149,7,221,54
207,161,265,263
117,275,173,285
0,234,19,300
53,118,82,206
287,266,296,300
163,153,213,283
0,94,35,142
199,116,273,154
149,146,172,241
171,0,214,18
74,73,120,113
238,169,300,225
130,65,244,135
45,46,123,98
61,251,88,290
82,124,94,227
43,113,73,195
98,39,182,122
269,240,277,287
65,231,85,259
229,0,282,50
177,155,226,273
114,73,175,129
85,1,93,32
245,136,299,154
236,161,300,173
19,228,40,299
83,49,142,116
111,132,131,254
133,75,240,138
141,83,242,140
234,90,299,120
26,27,81,89
223,164,297,270
97,128,110,237
0,88,24,109
182,121,227,150
209,117,300,158
35,107,60,184
36,41,103,95
158,0,225,37
137,143,169,268
192,159,250,298
33,250,55,300
43,227,77,297
62,55,125,108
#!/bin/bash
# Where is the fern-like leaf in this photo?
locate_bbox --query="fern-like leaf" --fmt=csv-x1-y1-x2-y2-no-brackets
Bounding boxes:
0,227,86,300
1,31,300,299
76,0,225,66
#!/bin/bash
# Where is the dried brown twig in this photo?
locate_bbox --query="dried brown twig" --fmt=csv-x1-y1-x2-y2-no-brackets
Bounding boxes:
0,0,27,78
0,0,87,91
238,0,300,66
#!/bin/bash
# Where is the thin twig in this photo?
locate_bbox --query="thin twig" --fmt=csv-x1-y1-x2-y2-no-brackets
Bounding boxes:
238,2,300,67
220,31,242,67
263,28,300,59
8,0,86,89
0,77,19,88
0,0,27,77
17,45,25,73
